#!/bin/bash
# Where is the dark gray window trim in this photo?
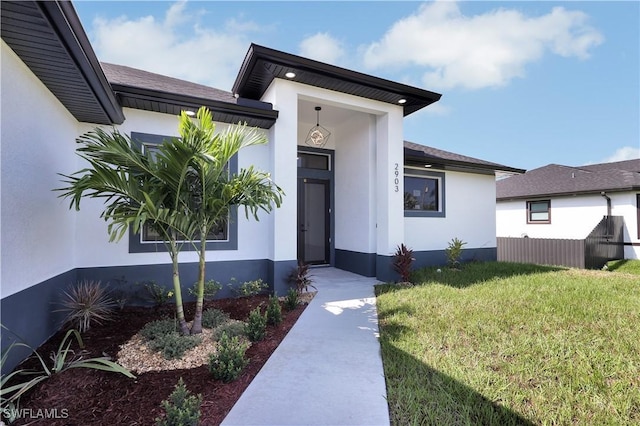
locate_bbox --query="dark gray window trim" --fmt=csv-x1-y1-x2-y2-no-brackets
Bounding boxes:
404,168,446,218
128,132,238,253
636,194,640,240
526,199,551,224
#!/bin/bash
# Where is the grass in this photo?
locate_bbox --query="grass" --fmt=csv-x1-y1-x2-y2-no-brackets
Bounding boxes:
376,262,640,425
606,259,640,275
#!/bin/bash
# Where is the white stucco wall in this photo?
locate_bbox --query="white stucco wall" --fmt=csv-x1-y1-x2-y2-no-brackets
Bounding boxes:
1,41,80,297
334,113,376,254
496,192,639,259
73,108,275,267
405,171,497,252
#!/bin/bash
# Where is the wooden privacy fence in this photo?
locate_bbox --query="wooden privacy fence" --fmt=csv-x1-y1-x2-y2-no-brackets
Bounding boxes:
497,216,624,270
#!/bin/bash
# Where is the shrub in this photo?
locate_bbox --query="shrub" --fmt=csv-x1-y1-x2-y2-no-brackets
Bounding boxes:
244,307,267,342
208,333,249,383
392,244,415,283
266,294,282,326
188,279,222,300
201,308,230,329
140,319,179,342
148,333,202,360
140,281,174,307
155,377,202,426
211,320,246,341
288,261,316,294
1,325,134,407
229,278,269,298
284,287,299,311
445,237,467,269
56,280,116,332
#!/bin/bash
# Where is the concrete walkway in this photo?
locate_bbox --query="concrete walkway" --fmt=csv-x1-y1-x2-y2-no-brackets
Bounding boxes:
221,267,390,426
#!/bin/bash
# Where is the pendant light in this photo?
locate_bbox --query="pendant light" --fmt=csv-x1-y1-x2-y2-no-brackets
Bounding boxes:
305,106,331,148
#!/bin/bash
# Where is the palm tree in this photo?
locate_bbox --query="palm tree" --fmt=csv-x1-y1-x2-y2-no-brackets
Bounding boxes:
57,127,195,335
175,108,284,334
58,107,284,335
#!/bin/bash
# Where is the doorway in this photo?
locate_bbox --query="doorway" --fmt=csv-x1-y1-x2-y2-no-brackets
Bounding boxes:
297,178,330,264
297,148,333,265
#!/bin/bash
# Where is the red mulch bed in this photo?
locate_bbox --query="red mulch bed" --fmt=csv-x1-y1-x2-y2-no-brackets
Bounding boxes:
10,296,308,425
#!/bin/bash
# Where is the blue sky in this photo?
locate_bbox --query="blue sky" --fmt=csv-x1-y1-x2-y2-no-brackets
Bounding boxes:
74,1,639,171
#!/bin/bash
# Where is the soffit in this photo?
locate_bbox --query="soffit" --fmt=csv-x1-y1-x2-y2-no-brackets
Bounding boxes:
232,44,442,117
1,1,124,125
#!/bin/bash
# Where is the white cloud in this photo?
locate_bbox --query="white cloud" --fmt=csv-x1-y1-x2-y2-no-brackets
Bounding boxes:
299,33,345,65
602,146,640,163
362,1,603,91
89,2,261,90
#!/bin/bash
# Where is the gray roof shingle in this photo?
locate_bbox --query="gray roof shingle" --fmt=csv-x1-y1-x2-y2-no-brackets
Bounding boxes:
101,63,237,103
497,159,640,200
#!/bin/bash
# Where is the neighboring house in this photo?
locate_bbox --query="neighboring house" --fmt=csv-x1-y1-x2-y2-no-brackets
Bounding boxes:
496,159,640,261
1,1,521,371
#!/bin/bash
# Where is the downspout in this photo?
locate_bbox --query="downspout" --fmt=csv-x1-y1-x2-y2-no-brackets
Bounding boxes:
600,191,612,217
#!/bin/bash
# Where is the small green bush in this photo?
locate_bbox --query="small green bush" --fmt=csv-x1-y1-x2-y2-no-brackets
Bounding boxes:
284,287,299,311
266,294,282,326
208,333,249,383
140,281,174,307
445,237,467,269
148,333,202,360
201,308,230,329
155,377,202,426
188,279,222,300
229,278,269,298
211,320,246,341
245,307,267,342
140,319,178,342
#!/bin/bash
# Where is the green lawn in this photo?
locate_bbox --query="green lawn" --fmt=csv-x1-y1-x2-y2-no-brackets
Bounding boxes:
607,259,640,275
376,262,640,425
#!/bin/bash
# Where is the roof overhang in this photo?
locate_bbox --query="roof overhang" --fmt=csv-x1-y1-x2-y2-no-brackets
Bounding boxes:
112,84,279,129
1,1,124,125
497,187,640,202
232,44,442,116
405,147,526,175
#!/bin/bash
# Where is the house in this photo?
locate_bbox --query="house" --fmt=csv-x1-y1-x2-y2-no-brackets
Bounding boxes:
1,0,522,371
496,159,640,263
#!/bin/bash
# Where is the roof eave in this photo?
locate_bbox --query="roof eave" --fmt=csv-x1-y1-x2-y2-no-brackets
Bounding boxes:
405,153,526,175
112,84,279,129
232,44,442,116
497,186,640,201
40,1,124,124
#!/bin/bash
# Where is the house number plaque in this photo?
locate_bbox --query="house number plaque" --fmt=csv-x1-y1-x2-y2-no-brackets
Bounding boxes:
394,163,400,192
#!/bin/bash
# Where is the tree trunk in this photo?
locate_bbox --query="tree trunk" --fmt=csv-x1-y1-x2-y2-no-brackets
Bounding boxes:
190,224,207,334
170,236,190,336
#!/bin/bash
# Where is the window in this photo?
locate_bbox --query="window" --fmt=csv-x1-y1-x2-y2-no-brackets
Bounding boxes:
404,169,445,218
527,200,551,224
128,132,238,253
637,194,640,239
298,152,330,170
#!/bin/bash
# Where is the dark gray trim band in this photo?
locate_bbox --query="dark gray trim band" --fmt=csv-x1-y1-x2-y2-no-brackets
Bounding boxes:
335,249,376,277
1,269,74,375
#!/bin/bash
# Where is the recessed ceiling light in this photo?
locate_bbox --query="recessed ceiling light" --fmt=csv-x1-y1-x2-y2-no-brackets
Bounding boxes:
398,98,407,104
424,164,432,168
184,110,196,117
285,71,296,79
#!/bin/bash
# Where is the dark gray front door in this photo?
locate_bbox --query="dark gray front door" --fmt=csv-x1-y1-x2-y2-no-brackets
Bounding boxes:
297,178,330,264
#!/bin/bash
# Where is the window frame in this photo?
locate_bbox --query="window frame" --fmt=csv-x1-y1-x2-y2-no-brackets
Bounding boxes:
128,132,238,253
526,199,551,224
636,194,640,239
403,168,446,218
